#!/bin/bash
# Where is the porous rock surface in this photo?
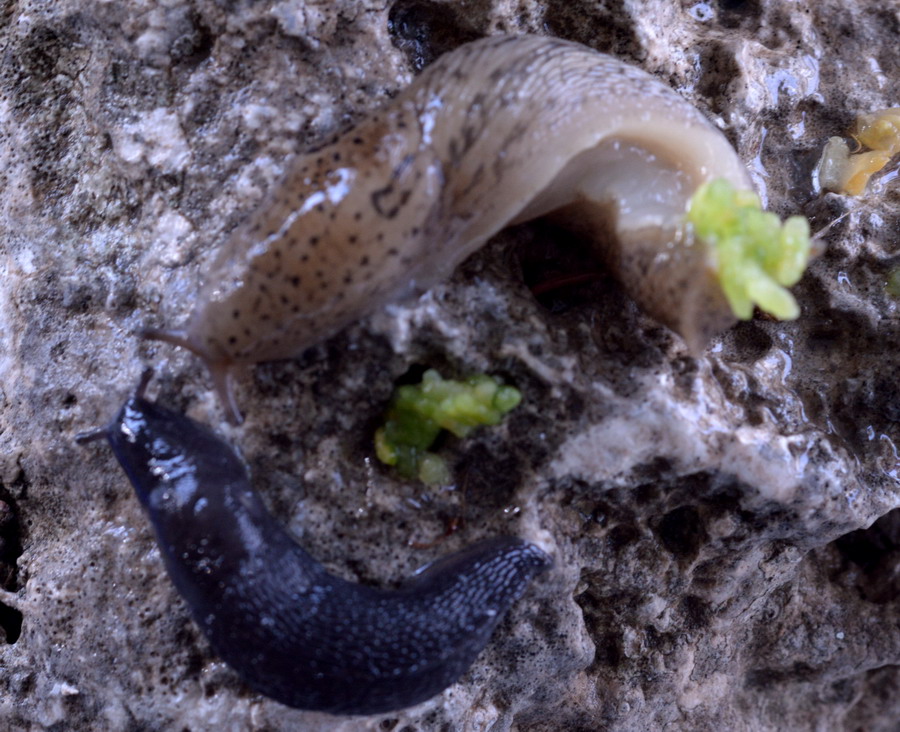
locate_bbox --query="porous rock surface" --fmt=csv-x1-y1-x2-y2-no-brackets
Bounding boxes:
0,0,898,730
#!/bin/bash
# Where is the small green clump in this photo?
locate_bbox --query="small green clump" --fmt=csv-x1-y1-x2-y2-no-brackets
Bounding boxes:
687,179,811,320
375,369,522,484
886,268,900,298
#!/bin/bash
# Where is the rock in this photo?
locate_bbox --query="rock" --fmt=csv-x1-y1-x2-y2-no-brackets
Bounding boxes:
0,0,897,730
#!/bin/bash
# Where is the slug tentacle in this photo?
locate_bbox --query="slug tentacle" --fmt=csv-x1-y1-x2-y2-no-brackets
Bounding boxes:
152,34,808,409
81,379,551,715
141,329,243,423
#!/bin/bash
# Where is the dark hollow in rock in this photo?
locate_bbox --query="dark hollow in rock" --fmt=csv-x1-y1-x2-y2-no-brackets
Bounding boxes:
388,0,482,72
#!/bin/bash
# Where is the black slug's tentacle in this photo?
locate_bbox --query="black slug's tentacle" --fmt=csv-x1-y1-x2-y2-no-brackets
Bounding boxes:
84,379,551,715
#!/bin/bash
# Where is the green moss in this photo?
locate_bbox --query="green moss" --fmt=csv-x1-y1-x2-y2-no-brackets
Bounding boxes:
886,268,900,298
686,179,811,320
375,369,522,484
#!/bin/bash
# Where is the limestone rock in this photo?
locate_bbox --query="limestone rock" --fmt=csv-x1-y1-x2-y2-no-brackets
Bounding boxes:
0,0,897,729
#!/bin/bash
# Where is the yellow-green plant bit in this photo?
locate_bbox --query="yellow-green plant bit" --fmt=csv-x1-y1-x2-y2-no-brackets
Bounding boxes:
817,108,900,195
686,179,811,321
375,370,522,485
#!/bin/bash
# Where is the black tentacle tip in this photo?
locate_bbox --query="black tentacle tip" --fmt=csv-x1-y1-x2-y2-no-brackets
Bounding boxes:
74,426,108,445
74,368,155,446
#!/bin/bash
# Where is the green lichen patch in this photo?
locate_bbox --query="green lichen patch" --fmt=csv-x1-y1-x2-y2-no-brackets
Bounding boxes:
886,268,900,298
375,369,522,484
687,179,811,321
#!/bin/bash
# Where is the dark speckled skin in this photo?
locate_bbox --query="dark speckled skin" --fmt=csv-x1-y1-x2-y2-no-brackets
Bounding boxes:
92,388,551,715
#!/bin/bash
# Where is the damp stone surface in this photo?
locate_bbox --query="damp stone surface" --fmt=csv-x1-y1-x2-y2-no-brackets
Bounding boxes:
0,0,898,730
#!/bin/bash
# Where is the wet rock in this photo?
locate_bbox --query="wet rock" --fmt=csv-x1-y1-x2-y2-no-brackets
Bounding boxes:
0,0,897,729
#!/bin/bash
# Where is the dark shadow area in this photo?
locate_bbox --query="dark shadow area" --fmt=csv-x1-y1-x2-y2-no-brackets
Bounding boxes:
388,0,482,72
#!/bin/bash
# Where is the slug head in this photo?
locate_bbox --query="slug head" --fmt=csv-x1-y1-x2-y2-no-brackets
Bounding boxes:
76,369,246,508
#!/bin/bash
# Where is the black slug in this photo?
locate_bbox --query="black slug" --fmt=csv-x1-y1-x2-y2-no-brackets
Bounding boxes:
77,373,551,715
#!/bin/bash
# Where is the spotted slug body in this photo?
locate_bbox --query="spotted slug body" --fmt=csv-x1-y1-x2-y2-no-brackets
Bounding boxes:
149,34,752,415
81,377,551,715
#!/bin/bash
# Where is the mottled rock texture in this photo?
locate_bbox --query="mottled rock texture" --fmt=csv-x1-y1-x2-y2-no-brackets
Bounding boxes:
0,0,898,730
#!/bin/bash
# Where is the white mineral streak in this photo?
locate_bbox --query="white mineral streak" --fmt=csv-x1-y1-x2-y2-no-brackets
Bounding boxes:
551,370,851,506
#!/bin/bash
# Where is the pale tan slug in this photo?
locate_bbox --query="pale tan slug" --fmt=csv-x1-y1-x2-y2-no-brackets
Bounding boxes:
146,35,808,420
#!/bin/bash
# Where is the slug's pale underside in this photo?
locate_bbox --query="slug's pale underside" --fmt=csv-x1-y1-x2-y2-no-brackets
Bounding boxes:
145,34,758,420
77,373,551,715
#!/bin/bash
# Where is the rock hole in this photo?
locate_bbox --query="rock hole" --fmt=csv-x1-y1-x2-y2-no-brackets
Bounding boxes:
387,0,481,72
517,221,610,315
0,489,23,644
679,594,711,630
720,321,773,363
543,0,644,60
171,13,214,68
394,362,431,387
606,523,640,553
833,508,899,604
696,41,742,119
745,662,815,689
573,568,630,670
593,631,623,668
0,602,22,644
717,0,762,29
454,442,522,511
655,505,707,560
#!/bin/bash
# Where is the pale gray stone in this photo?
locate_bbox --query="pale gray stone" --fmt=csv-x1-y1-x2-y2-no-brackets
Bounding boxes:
0,0,897,729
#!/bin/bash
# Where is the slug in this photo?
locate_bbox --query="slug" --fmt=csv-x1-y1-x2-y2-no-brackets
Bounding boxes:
77,372,551,716
144,34,786,420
